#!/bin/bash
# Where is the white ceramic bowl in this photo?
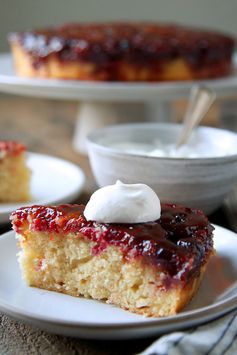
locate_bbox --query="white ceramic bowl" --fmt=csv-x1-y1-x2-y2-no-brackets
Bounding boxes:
87,123,237,214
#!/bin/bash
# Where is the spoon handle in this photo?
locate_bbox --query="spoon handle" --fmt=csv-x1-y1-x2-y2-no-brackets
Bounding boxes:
176,86,216,149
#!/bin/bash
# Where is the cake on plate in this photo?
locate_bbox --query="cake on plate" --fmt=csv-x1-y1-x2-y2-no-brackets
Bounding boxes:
8,22,235,81
0,141,31,202
11,181,214,317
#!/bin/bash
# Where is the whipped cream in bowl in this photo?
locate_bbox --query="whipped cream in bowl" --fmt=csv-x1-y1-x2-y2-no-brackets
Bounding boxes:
84,180,161,223
101,129,237,159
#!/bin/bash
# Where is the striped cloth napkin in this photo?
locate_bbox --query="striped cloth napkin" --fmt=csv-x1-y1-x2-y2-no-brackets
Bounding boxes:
141,310,237,355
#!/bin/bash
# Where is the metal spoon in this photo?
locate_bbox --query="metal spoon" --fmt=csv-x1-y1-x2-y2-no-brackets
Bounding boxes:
176,86,216,149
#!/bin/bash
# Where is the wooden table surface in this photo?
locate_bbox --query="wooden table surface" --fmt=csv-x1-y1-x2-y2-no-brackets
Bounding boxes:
0,94,232,355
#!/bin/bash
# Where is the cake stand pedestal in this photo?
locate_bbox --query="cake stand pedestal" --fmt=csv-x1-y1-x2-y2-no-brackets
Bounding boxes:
1,53,237,153
73,100,174,153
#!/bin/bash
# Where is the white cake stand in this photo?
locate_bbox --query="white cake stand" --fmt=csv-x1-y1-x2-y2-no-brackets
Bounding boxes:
1,53,237,153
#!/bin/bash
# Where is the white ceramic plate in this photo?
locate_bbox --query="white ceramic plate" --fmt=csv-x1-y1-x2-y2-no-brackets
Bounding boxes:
0,225,236,339
0,152,85,224
0,53,237,101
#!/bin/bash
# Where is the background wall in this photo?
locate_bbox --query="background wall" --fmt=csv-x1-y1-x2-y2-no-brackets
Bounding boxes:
0,0,237,52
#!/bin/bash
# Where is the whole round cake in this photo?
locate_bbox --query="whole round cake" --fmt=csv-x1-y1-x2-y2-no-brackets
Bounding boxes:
8,22,235,81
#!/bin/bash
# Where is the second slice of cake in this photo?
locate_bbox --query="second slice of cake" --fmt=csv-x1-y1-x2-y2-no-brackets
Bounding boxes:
0,141,31,202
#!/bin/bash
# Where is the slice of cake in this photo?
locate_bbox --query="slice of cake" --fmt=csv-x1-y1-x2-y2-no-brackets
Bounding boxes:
0,141,31,202
8,22,235,81
10,182,214,317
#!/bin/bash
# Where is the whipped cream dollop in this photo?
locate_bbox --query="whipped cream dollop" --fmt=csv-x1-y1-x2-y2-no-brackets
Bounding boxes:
84,180,161,223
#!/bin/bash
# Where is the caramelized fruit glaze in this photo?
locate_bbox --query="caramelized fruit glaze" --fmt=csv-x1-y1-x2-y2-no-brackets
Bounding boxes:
0,141,25,157
9,22,235,80
11,203,214,283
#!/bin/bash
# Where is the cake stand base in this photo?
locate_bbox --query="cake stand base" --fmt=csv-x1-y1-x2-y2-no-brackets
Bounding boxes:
73,101,174,154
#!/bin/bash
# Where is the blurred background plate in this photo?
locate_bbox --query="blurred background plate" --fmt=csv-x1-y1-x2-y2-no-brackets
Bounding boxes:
0,152,85,224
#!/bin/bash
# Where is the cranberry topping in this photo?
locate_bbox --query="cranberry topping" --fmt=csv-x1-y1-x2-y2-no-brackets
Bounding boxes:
0,141,25,157
8,22,235,76
11,203,214,283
